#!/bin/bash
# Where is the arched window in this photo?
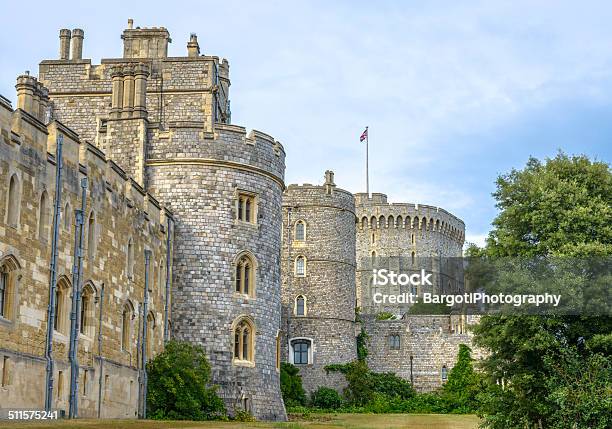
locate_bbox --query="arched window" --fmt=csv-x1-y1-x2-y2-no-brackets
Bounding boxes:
80,283,95,337
38,191,50,241
389,334,400,350
295,256,306,277
295,295,306,316
54,277,71,335
0,256,19,320
146,312,155,360
290,338,312,365
121,302,134,352
87,212,96,259
233,317,255,364
6,174,20,227
441,365,448,381
127,238,134,279
235,253,256,296
63,202,71,231
295,220,306,241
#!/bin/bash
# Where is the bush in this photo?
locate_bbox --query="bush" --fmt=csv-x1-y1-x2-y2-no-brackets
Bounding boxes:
310,386,343,409
441,344,480,412
280,363,306,407
146,340,225,420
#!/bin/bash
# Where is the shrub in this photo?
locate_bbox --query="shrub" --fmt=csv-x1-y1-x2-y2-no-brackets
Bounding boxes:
280,362,307,406
310,386,343,409
146,340,225,420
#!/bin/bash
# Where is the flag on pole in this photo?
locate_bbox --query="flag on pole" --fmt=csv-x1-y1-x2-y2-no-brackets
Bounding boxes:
360,127,368,142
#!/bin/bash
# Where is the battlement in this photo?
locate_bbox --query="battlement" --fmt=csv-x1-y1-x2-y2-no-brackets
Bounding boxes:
354,193,465,243
284,171,355,213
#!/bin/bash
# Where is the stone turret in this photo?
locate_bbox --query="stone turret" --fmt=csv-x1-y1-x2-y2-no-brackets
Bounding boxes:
281,172,357,393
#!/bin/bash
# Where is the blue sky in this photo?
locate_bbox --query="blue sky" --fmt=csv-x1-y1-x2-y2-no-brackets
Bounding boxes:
2,0,611,246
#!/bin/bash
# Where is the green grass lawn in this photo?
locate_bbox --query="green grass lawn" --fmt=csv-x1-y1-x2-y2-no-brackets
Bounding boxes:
2,413,480,429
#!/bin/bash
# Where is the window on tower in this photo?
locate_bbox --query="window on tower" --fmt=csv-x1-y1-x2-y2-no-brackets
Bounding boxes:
236,191,257,224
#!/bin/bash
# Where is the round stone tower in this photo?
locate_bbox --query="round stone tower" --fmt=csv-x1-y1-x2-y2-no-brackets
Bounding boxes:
281,171,357,393
147,124,287,420
354,193,465,314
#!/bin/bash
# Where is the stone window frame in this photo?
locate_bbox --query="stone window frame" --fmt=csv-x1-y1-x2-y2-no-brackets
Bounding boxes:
79,281,97,339
63,201,72,232
294,219,306,241
294,295,307,316
86,210,97,260
37,189,51,242
233,250,257,298
126,236,135,280
289,337,313,365
54,276,72,336
441,365,448,381
388,333,401,350
235,189,259,225
232,315,256,367
294,255,307,277
121,299,136,353
145,311,156,361
0,254,21,325
5,172,22,229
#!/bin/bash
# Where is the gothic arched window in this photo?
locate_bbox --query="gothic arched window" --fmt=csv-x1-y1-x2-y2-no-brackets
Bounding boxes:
295,295,306,316
295,256,306,277
295,220,306,241
235,253,256,296
233,317,255,364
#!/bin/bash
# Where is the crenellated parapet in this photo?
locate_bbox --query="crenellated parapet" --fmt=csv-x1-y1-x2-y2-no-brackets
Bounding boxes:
355,192,465,245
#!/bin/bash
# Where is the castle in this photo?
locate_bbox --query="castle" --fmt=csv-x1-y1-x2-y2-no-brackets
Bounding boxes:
0,22,479,421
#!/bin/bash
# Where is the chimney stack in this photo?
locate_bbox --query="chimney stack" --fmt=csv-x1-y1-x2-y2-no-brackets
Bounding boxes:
59,29,71,60
71,28,84,60
187,33,200,57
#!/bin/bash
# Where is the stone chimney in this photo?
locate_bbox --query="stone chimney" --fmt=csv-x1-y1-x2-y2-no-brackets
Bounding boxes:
71,28,84,60
122,22,171,59
187,33,200,57
324,170,336,195
59,29,71,60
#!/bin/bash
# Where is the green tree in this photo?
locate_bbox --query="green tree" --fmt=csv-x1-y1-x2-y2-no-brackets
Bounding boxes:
472,153,612,428
280,362,306,407
146,340,225,420
442,344,479,412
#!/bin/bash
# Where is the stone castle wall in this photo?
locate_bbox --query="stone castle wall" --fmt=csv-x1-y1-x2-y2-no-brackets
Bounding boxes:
281,174,357,393
0,84,171,418
364,315,484,391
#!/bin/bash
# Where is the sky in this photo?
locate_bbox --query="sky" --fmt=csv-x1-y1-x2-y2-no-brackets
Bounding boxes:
2,0,611,247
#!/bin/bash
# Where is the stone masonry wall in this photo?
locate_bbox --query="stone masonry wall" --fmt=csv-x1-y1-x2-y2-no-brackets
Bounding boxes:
0,86,171,418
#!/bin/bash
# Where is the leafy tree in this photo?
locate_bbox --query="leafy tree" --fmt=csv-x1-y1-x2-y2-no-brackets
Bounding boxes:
472,153,612,428
310,386,343,409
146,340,225,420
280,362,306,407
442,344,480,412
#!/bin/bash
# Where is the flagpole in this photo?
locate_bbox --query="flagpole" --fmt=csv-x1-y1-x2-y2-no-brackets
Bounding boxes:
366,126,369,197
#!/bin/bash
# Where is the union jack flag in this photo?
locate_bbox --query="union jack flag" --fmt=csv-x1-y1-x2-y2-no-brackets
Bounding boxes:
360,127,368,142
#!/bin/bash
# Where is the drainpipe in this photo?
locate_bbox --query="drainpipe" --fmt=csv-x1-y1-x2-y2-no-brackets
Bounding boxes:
140,250,151,419
96,283,105,418
44,133,64,412
163,217,172,342
68,178,87,418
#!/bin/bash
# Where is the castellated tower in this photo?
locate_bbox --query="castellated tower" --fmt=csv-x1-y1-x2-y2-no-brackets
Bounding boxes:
354,193,465,315
281,171,357,393
38,22,286,420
